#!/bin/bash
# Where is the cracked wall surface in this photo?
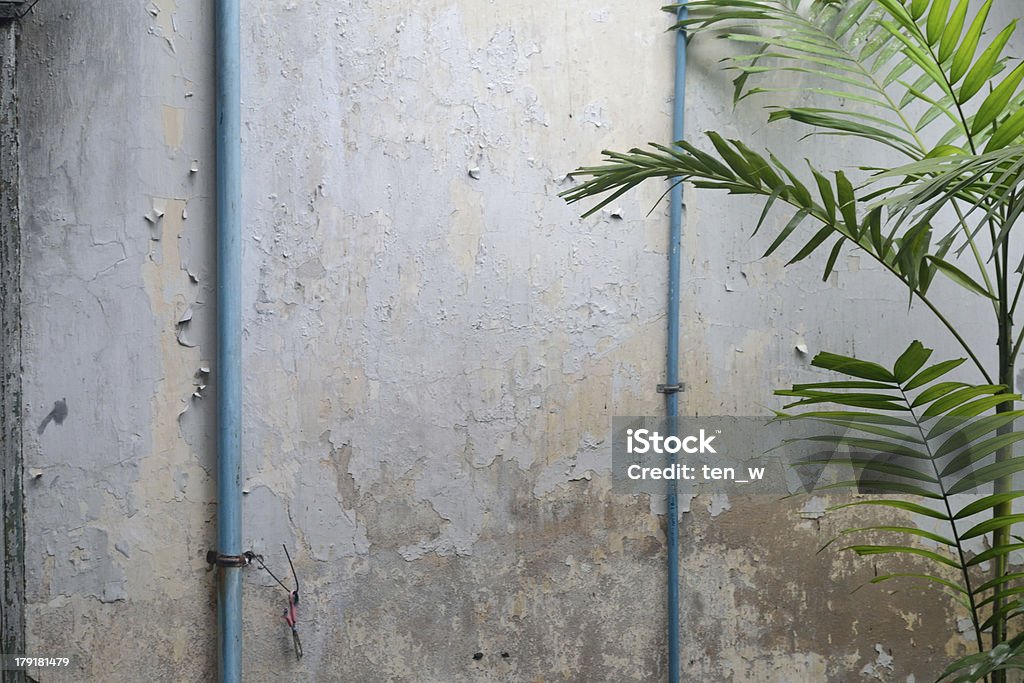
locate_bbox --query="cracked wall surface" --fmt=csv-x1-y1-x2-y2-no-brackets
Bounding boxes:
13,1,1022,681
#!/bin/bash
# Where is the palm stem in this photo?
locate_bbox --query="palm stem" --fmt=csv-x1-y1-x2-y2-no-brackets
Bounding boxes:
993,220,1015,667
900,387,985,652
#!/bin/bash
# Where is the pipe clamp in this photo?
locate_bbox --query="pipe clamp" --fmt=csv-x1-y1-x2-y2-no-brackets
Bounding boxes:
206,551,251,568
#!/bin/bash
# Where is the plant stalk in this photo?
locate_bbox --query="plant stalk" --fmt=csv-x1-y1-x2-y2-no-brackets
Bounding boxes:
992,231,1015,683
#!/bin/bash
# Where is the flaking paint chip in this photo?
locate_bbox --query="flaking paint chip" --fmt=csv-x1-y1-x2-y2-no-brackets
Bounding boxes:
29,468,43,479
795,343,809,355
176,310,197,347
190,160,199,173
467,166,481,179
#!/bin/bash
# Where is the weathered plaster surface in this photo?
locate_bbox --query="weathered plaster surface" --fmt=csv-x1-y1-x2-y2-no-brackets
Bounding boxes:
13,1,1021,680
18,2,217,679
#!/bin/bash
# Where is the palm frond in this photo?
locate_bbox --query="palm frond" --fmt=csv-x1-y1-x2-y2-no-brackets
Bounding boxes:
777,340,1024,653
561,134,999,309
940,631,1024,682
661,0,1024,158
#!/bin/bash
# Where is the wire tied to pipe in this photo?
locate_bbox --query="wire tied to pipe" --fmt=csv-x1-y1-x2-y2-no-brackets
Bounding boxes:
245,545,303,660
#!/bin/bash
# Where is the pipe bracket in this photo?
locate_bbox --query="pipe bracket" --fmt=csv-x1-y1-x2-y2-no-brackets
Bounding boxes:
206,551,251,568
657,383,685,394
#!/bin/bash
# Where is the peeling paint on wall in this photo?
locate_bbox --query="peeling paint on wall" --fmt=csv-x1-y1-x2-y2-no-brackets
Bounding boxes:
161,105,184,150
14,0,1019,680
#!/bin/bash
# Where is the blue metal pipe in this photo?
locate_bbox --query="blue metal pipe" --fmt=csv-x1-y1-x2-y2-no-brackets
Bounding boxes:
667,5,688,683
215,0,243,680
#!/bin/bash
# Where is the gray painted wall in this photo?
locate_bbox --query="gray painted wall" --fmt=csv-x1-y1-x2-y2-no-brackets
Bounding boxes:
12,1,1019,680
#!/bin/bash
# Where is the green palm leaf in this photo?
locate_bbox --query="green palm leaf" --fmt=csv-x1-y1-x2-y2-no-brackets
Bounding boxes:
774,341,1024,660
940,631,1024,682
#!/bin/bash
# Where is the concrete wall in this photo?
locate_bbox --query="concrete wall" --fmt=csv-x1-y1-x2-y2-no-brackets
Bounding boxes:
12,1,1017,681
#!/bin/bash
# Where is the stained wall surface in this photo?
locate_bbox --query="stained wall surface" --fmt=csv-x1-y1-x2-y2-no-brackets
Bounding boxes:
14,1,1018,681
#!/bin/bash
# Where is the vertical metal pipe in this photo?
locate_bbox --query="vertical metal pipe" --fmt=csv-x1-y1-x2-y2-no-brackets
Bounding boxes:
215,0,242,680
667,4,687,683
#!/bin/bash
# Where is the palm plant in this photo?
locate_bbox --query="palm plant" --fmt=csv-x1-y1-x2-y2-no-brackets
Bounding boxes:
560,1,1024,679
